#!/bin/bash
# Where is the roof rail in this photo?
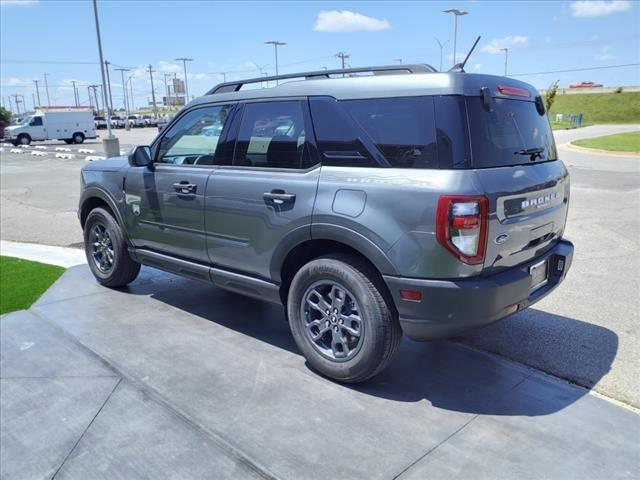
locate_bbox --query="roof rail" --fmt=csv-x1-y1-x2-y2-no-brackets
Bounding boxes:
206,64,437,95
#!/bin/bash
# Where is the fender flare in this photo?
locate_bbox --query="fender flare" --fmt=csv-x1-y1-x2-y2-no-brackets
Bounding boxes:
79,186,128,236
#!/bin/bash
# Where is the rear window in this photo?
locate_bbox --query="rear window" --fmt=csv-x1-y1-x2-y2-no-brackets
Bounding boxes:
466,96,557,168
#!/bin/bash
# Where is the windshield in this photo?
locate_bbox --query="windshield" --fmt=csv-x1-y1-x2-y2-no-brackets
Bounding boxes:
466,97,557,168
20,116,33,125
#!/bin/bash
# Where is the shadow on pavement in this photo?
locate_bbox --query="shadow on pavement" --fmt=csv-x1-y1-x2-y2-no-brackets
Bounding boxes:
132,273,618,418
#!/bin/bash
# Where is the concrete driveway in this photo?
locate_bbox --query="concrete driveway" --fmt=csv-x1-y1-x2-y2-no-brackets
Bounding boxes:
2,266,638,479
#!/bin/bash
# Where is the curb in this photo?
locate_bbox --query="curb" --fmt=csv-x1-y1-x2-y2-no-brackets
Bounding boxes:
0,240,86,268
562,142,640,157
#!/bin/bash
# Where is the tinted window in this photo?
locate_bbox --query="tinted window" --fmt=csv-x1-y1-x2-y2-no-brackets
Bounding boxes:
157,104,232,165
341,97,438,169
434,95,471,169
233,101,310,169
309,96,377,168
31,116,43,126
466,97,557,168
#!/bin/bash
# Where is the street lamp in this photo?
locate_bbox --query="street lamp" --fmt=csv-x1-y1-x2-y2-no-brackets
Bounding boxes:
500,47,509,76
175,57,193,102
265,41,286,83
443,8,468,66
115,68,130,114
434,37,449,71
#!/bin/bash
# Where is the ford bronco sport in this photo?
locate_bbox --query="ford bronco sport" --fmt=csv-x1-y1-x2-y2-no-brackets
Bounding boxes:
79,63,573,382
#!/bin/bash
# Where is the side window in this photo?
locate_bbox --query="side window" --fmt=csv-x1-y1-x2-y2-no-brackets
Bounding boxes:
341,97,438,169
156,104,233,165
233,101,311,169
308,96,377,167
31,116,43,126
434,95,470,169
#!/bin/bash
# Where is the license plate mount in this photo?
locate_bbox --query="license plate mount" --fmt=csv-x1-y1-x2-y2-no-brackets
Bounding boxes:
530,259,549,292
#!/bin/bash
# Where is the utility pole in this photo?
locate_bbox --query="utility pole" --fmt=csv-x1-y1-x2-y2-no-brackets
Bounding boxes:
90,85,101,113
175,57,193,103
147,64,158,116
443,8,468,66
8,96,13,114
115,68,130,114
92,0,118,157
336,51,350,69
500,47,509,76
127,76,135,111
435,37,449,71
32,93,36,110
265,41,286,83
71,80,79,106
394,58,402,64
11,94,21,115
87,86,93,110
43,73,51,106
104,60,114,114
163,73,172,107
33,79,41,107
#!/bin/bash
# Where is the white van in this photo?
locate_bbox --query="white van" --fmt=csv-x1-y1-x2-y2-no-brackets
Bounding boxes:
4,109,97,146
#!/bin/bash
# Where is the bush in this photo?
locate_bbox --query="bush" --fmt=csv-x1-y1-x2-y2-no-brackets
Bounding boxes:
614,87,623,94
544,80,560,112
0,106,11,123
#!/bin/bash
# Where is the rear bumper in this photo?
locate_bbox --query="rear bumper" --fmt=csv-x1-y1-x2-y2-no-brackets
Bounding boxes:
384,239,574,340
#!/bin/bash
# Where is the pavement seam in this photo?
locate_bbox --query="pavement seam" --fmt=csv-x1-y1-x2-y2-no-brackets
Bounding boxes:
30,308,280,480
392,372,533,480
50,377,123,480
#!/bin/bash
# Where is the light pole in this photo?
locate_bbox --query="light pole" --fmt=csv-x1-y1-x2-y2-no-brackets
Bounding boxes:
104,60,114,114
43,73,51,106
435,37,449,71
71,80,79,106
175,57,193,103
443,8,468,66
33,79,41,107
147,64,158,116
265,41,286,83
163,73,172,108
92,0,119,157
500,47,509,76
115,68,130,114
127,76,135,112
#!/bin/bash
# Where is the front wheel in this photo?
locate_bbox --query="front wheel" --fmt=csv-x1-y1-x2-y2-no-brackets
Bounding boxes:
72,132,85,144
83,207,140,287
17,134,31,146
287,254,402,383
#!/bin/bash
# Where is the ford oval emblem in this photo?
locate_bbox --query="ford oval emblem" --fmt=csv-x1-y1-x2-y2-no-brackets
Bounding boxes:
495,233,510,245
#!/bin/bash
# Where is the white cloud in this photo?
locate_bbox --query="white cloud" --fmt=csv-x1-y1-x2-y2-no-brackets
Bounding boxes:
595,45,613,60
157,61,182,74
570,0,631,17
544,35,552,43
472,63,483,71
481,35,528,54
0,0,38,6
314,10,390,32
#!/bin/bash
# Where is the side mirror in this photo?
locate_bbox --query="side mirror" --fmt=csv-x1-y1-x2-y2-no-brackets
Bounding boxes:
128,145,153,167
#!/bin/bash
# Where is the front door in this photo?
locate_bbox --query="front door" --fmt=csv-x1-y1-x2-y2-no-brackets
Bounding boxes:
205,100,321,280
125,104,235,263
29,115,47,140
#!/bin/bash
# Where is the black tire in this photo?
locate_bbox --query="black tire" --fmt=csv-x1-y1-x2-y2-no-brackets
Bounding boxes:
72,132,85,144
64,139,74,144
17,134,31,146
287,254,402,383
84,207,140,287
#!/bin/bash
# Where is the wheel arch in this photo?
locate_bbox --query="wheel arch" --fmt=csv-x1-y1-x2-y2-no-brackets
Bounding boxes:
79,187,126,233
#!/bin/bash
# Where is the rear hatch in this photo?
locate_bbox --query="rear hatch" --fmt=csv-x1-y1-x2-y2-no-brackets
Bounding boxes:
465,91,570,275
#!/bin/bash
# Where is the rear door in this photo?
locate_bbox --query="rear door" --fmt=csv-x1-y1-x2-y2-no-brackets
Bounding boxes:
125,103,235,263
464,93,570,273
204,99,320,280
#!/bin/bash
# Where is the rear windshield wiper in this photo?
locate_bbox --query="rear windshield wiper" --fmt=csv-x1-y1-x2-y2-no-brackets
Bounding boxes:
515,147,544,161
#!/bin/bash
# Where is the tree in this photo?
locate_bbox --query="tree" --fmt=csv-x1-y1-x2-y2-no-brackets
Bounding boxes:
0,106,11,124
544,80,560,112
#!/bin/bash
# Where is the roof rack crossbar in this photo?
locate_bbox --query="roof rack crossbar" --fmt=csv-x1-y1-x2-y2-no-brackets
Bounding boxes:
206,64,436,95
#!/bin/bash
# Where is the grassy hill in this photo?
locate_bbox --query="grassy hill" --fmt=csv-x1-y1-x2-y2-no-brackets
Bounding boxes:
549,92,640,125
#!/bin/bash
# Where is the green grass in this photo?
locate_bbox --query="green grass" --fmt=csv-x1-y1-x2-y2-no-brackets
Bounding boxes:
0,256,65,314
572,131,640,153
549,92,640,126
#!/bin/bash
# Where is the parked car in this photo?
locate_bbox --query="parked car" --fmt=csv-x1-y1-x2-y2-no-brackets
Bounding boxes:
569,81,603,88
142,115,158,127
110,115,125,128
94,116,107,129
5,109,96,145
126,114,145,128
78,64,573,383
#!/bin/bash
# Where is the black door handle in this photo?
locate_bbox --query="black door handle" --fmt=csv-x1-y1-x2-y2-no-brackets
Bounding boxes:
263,190,296,205
173,182,197,194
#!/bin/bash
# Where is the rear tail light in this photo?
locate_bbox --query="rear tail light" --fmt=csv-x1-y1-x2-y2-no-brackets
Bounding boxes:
436,195,488,265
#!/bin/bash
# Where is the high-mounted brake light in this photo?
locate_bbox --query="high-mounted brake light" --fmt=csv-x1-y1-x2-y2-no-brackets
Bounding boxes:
436,195,488,265
497,84,531,98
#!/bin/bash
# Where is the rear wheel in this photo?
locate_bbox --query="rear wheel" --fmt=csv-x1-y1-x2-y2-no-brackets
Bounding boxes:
72,132,85,144
84,207,140,287
17,134,31,146
287,254,402,383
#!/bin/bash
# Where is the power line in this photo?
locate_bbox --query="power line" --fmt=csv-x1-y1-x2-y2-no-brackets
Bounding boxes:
510,63,640,77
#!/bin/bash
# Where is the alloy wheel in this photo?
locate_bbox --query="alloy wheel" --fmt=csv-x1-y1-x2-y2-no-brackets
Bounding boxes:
89,223,115,273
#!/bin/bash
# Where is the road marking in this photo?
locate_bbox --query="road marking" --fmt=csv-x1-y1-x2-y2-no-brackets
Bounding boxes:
78,148,96,154
55,153,75,159
10,148,23,154
34,146,47,150
85,155,106,161
55,147,71,152
31,151,47,156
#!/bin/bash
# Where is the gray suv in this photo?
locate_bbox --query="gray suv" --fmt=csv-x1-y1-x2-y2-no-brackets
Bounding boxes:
79,65,573,382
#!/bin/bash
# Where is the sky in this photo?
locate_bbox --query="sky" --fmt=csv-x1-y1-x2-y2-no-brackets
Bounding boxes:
1,0,639,112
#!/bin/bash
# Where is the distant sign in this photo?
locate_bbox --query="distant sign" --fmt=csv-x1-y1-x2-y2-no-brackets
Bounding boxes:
173,78,185,94
163,96,185,107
